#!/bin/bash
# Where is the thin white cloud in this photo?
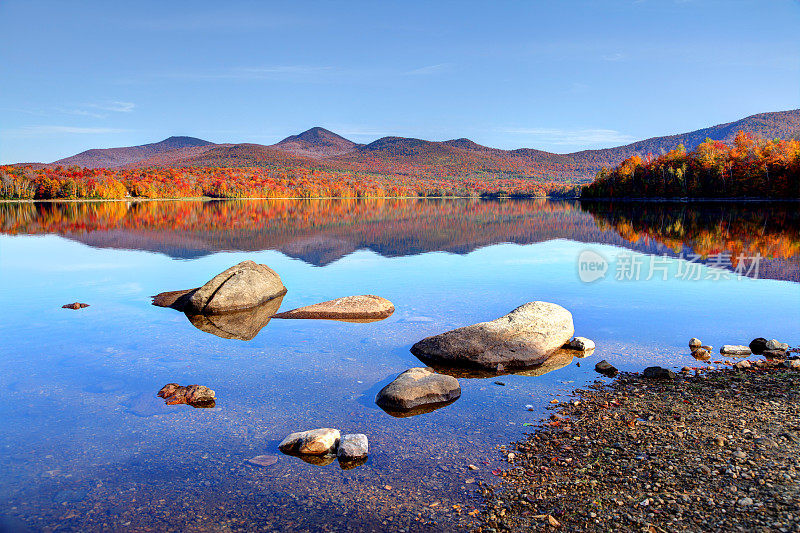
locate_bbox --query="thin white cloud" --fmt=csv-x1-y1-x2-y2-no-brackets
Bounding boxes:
406,63,453,75
1,126,130,137
499,127,636,146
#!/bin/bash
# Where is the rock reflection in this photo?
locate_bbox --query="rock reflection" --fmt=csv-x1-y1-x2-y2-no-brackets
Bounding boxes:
422,349,576,379
185,296,284,340
376,397,460,419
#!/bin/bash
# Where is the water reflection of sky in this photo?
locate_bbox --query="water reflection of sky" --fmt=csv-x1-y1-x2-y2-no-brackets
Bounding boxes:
0,211,798,531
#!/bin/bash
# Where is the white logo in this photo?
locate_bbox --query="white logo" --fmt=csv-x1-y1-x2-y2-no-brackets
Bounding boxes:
578,250,608,283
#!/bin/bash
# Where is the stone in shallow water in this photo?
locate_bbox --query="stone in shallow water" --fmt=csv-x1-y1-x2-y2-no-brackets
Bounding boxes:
273,295,394,322
720,345,752,356
279,428,340,456
689,337,702,349
337,434,368,461
595,360,618,376
375,367,461,412
410,301,574,370
692,348,710,361
564,336,595,352
156,383,216,407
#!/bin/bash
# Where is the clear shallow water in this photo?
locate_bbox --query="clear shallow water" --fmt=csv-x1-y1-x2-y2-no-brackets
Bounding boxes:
0,199,798,532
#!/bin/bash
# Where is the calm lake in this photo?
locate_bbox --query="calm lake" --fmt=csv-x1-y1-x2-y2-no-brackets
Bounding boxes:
1,198,798,532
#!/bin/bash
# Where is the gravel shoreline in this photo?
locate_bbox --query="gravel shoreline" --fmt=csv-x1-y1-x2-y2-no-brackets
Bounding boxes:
478,363,800,532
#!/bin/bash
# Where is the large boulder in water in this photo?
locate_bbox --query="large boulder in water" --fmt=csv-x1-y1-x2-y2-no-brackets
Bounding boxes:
273,295,394,322
410,302,574,370
186,260,286,314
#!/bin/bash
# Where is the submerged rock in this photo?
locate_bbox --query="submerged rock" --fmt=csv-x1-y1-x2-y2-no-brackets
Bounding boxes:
375,367,461,412
749,337,768,354
62,302,89,310
410,302,574,370
642,366,677,380
720,345,752,356
564,337,595,352
157,383,216,407
247,455,279,467
692,348,710,361
279,428,340,456
337,434,369,461
595,360,618,377
273,295,394,322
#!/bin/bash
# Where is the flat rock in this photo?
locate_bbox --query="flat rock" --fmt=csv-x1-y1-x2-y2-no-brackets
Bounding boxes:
642,366,677,380
375,367,461,411
410,302,574,370
337,434,369,461
187,260,286,314
62,302,89,310
720,345,752,356
273,295,394,322
564,336,595,351
279,428,340,456
151,289,196,310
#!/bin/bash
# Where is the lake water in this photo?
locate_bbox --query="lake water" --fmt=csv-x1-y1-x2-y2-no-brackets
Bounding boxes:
1,198,798,532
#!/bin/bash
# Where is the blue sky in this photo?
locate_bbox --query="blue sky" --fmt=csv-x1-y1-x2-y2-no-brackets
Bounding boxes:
1,0,798,163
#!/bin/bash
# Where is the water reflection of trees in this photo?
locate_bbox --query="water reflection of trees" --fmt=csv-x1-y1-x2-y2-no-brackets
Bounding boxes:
2,198,798,280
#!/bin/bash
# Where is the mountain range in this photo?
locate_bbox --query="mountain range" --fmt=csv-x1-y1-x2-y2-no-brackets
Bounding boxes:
40,109,800,182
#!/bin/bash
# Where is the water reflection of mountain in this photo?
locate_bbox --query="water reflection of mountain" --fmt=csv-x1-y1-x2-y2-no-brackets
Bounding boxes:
2,199,798,281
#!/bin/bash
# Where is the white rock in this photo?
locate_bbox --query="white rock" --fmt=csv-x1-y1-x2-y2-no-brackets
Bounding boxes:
720,345,752,356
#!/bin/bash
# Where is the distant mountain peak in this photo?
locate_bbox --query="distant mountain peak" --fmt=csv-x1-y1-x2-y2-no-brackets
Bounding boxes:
274,127,358,157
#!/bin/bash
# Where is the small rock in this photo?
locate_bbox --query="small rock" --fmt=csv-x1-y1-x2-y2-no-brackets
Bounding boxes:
337,434,368,461
713,436,727,446
642,366,677,380
737,497,753,506
184,385,215,404
565,337,595,351
493,381,506,386
720,345,751,356
62,302,89,310
469,464,479,471
157,383,216,406
700,345,713,351
689,338,702,349
595,360,618,376
279,428,340,456
692,348,710,361
732,450,747,459
681,366,693,373
734,360,751,370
